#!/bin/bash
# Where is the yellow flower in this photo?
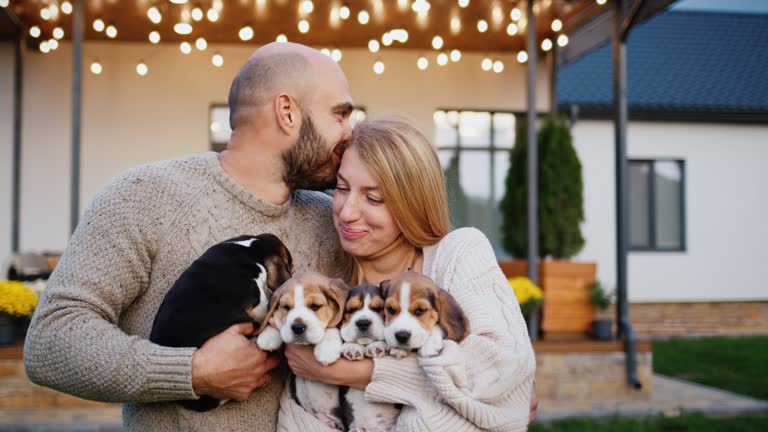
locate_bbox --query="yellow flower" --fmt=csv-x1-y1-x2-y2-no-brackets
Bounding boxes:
0,280,38,319
508,277,543,316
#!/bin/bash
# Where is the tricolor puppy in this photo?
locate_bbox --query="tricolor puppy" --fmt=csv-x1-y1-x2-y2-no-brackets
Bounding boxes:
338,283,401,432
256,271,349,430
381,271,469,358
149,233,293,412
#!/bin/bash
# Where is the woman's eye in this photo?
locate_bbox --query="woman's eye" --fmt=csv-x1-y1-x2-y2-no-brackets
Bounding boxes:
310,304,322,311
414,308,426,317
336,185,349,192
367,196,384,205
386,307,396,315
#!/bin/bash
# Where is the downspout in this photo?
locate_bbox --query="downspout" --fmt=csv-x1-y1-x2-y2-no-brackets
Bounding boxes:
7,8,24,254
526,0,539,285
613,0,643,390
70,0,83,233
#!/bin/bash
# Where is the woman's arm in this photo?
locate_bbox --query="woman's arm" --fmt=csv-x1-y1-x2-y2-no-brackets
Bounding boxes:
283,344,373,390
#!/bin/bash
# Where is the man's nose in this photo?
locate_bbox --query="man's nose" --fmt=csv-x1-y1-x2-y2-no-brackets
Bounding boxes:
342,120,353,141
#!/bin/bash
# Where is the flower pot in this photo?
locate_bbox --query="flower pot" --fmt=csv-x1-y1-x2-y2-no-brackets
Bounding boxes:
591,319,613,341
525,310,541,340
15,316,31,339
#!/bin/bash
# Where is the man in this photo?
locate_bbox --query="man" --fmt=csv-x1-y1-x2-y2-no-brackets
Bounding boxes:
23,42,353,431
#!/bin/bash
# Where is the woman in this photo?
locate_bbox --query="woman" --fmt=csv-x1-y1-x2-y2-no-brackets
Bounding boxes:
279,115,536,431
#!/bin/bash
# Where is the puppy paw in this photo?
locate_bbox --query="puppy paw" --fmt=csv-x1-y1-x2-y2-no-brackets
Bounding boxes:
389,347,410,359
365,341,389,358
256,327,283,352
314,329,342,365
342,342,366,361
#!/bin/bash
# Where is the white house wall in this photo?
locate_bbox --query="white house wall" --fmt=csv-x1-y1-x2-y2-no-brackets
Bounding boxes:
0,41,551,269
573,120,768,302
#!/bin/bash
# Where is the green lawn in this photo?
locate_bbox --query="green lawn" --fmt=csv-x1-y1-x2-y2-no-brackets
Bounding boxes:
530,413,768,432
652,336,768,400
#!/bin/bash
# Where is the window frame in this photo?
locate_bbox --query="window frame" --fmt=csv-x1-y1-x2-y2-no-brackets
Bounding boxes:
629,158,687,252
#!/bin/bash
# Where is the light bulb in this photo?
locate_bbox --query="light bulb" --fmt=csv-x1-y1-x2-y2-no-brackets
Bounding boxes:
517,51,528,63
507,23,518,36
40,41,50,53
339,6,350,19
368,39,380,53
437,53,448,66
136,62,148,76
106,25,117,38
276,34,287,43
481,58,492,71
61,1,73,14
358,10,369,25
298,20,310,33
431,35,443,50
148,7,162,24
450,49,461,62
192,7,203,21
300,0,314,14
417,56,428,70
93,18,105,32
557,34,569,46
477,20,488,33
493,60,504,73
207,8,219,22
212,53,224,67
174,23,193,35
331,49,342,62
90,61,102,74
30,26,41,38
551,19,562,32
458,0,469,7
53,27,64,39
239,26,254,41
373,60,385,74
196,37,207,50
510,8,522,21
542,39,553,51
149,31,160,43
180,42,192,54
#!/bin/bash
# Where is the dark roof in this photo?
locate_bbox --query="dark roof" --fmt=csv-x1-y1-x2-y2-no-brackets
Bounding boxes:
557,10,768,122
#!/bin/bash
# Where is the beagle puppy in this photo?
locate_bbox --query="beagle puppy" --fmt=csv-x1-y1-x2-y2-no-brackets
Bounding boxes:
256,271,349,429
338,284,401,432
149,233,293,412
381,271,469,358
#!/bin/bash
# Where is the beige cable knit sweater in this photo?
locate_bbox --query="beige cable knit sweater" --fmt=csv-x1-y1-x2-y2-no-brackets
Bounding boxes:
278,227,537,432
23,152,342,432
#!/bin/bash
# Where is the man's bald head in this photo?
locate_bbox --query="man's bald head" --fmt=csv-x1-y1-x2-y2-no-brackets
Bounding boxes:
228,42,334,130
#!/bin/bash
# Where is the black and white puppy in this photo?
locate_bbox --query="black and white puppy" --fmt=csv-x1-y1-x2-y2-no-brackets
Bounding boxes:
150,233,293,412
339,284,401,432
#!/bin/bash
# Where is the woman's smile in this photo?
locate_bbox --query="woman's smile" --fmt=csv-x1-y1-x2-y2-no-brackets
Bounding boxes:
338,223,368,240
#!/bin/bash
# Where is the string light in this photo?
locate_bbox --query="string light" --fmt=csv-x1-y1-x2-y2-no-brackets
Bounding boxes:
557,34,569,47
180,42,192,54
373,60,385,74
136,61,148,76
40,8,52,20
368,39,380,53
30,26,41,38
93,18,105,32
390,29,408,43
48,39,59,50
106,25,118,38
411,0,431,13
174,23,193,35
170,0,188,4
192,7,204,21
431,35,443,50
507,23,519,36
298,19,310,33
551,19,562,32
510,8,522,21
90,61,102,74
417,56,428,70
517,51,528,63
437,53,448,66
458,0,469,7
196,37,207,50
542,39,553,51
597,0,607,4
53,27,64,39
149,31,161,44
239,26,254,41
331,48,342,62
450,49,461,62
148,7,162,24
300,0,314,14
339,5,350,20
212,53,224,67
358,10,369,25
61,1,73,14
39,41,50,53
477,20,488,33
481,57,492,71
276,34,288,43
207,8,219,22
450,16,461,34
382,32,393,46
493,60,504,73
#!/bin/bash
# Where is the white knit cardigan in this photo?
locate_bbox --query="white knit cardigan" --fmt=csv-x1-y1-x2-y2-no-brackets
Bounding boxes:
278,227,536,431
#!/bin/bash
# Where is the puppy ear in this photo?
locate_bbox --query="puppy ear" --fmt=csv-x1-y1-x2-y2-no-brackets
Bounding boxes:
256,282,288,335
436,288,470,343
379,279,392,299
323,278,350,328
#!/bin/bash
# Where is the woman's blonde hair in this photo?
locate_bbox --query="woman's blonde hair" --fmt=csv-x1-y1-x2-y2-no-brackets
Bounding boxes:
341,115,451,284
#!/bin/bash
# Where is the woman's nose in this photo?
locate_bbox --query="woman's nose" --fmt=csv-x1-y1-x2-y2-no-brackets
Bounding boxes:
338,194,360,222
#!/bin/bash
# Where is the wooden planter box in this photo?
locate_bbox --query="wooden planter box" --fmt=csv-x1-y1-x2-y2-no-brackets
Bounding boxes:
499,260,597,338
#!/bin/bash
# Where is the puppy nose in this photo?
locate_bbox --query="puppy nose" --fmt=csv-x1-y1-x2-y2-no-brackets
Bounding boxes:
356,319,372,331
291,322,307,335
395,330,411,344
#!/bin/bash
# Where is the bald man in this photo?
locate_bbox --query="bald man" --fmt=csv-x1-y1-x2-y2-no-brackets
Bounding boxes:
24,42,354,432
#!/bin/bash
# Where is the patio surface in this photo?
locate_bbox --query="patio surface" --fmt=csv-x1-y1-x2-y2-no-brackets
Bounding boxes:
1,374,767,431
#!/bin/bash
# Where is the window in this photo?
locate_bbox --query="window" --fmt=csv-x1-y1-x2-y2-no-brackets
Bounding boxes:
629,159,686,251
434,110,518,257
208,104,367,152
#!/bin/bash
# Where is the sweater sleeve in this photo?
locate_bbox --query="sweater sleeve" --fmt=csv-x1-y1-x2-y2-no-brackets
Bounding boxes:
23,169,199,403
366,228,536,431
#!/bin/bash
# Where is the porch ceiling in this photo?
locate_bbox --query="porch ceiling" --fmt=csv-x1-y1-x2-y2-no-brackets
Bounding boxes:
3,0,609,53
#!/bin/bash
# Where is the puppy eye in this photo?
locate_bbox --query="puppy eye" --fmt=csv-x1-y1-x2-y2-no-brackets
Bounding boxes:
386,306,396,315
414,308,426,317
371,306,383,313
282,305,290,311
310,304,322,311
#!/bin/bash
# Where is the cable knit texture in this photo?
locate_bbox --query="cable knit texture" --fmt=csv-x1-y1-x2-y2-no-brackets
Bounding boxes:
278,227,536,431
23,152,342,432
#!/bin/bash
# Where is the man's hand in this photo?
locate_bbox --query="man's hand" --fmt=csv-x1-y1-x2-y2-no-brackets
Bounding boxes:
191,323,280,401
529,381,539,425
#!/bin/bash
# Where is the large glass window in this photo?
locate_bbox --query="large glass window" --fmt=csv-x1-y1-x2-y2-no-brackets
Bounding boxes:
434,110,518,257
629,159,686,251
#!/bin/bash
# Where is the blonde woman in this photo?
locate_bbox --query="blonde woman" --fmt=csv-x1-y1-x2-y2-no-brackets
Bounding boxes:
280,115,537,431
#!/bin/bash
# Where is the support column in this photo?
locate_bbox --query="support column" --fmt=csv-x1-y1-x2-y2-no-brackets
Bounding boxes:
70,0,83,234
526,0,539,284
11,34,23,253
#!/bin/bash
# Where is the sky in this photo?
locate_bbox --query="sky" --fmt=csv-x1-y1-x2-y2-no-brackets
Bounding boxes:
671,0,768,14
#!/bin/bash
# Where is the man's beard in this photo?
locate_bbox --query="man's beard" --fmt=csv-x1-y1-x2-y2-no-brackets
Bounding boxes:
282,111,342,191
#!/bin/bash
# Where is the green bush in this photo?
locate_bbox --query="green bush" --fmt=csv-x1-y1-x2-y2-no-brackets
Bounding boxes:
499,114,585,259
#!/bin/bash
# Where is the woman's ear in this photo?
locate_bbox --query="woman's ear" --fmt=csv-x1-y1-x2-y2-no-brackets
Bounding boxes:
324,278,350,328
436,288,470,343
274,93,300,135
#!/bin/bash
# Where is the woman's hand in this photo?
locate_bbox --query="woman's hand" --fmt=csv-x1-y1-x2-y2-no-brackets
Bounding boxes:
284,344,374,390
